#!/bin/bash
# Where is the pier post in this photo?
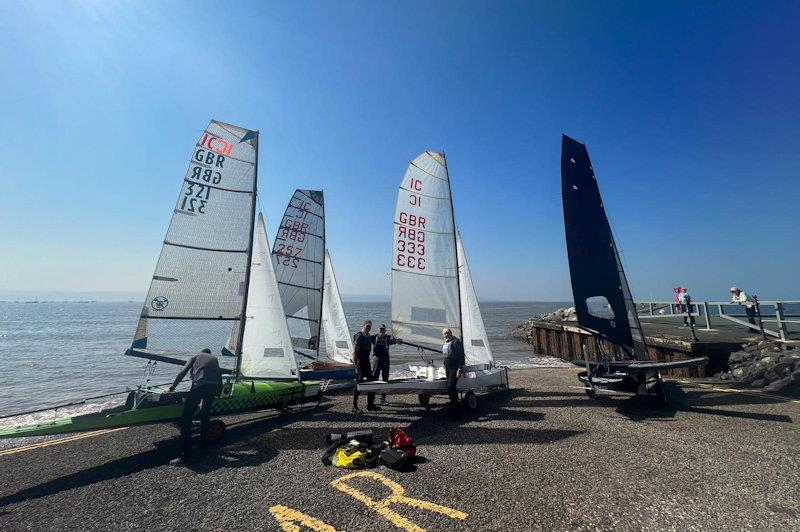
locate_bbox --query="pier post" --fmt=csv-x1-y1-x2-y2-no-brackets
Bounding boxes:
703,301,712,330
775,302,787,342
753,295,767,340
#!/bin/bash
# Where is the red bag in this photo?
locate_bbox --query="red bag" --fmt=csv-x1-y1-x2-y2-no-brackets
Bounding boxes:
388,427,416,458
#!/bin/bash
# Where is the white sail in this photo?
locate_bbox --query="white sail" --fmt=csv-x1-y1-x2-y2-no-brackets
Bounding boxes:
132,120,257,356
272,190,325,358
457,232,494,367
391,152,461,348
321,250,353,364
239,214,298,379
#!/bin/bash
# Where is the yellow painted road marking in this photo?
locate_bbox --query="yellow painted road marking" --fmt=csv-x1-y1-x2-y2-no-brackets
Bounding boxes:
0,428,127,457
674,380,800,404
331,471,468,532
269,505,338,532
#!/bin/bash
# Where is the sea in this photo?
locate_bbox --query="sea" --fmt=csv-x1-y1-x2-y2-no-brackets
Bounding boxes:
0,301,569,426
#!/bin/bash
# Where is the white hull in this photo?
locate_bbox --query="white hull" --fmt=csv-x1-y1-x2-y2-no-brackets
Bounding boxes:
357,366,508,395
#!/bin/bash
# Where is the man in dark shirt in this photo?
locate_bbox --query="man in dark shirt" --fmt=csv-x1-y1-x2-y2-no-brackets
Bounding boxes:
442,328,466,420
371,324,401,404
167,348,223,466
351,320,378,413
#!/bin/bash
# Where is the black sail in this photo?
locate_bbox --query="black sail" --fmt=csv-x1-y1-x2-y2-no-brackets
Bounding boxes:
561,135,649,360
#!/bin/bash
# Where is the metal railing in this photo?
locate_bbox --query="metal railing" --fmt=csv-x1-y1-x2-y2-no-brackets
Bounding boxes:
637,300,800,341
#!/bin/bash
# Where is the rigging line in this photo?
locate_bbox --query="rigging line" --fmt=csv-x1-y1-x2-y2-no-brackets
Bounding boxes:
287,316,320,323
409,160,448,182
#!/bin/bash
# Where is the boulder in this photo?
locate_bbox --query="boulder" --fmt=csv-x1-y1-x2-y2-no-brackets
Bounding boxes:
750,378,767,388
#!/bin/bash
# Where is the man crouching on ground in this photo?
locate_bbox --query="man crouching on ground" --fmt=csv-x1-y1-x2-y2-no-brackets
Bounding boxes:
166,347,222,466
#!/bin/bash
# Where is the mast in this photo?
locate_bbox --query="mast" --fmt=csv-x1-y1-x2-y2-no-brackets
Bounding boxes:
316,190,325,358
443,151,464,340
235,130,259,377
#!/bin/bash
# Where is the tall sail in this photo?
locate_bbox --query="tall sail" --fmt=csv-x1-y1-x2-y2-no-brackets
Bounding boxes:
560,135,649,360
391,151,461,348
272,190,325,359
321,250,353,364
132,120,258,357
457,232,493,367
238,214,298,379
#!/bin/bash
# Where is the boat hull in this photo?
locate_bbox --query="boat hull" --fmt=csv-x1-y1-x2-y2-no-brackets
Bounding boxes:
0,380,319,440
357,366,509,395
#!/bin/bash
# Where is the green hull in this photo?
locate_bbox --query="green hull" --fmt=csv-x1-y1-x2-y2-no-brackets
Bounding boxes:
0,380,319,440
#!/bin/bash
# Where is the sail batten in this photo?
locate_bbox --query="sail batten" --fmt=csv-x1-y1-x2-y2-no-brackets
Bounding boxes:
132,120,258,357
560,135,650,361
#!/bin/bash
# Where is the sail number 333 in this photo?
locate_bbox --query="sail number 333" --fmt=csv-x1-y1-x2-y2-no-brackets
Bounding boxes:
396,211,426,270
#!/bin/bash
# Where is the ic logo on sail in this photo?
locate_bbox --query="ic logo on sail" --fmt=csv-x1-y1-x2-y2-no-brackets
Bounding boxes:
151,296,169,311
199,133,233,156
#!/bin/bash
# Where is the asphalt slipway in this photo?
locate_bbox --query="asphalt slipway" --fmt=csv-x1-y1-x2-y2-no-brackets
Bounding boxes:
1,367,798,531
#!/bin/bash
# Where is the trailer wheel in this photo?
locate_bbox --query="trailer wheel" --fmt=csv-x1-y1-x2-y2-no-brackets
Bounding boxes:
652,383,670,408
204,419,226,445
418,394,431,407
463,391,478,411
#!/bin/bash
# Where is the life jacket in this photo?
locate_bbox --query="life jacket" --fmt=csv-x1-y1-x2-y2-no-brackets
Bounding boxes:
333,444,369,469
389,427,416,458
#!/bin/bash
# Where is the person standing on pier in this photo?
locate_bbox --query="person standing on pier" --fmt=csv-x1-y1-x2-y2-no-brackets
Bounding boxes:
442,328,466,420
166,348,223,467
371,324,402,404
678,287,695,327
352,320,379,413
730,287,757,325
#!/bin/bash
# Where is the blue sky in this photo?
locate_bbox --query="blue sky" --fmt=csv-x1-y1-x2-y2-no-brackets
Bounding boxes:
0,1,798,301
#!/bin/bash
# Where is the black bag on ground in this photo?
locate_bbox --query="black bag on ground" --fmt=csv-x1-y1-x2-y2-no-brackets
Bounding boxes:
325,430,373,446
379,447,409,469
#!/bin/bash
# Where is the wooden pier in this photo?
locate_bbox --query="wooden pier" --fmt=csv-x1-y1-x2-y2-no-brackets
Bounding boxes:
518,316,767,377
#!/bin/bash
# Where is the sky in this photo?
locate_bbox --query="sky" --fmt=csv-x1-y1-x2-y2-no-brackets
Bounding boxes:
0,1,798,302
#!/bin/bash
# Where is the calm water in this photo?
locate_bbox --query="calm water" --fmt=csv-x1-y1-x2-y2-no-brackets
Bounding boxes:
0,301,568,418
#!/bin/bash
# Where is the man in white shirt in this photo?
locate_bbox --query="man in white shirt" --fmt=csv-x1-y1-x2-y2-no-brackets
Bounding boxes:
730,287,756,325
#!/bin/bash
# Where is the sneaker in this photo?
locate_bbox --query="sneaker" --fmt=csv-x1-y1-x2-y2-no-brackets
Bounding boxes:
169,457,190,467
366,404,381,411
682,324,688,327
351,407,364,414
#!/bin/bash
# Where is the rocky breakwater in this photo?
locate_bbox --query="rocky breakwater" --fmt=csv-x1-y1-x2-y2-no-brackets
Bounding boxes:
718,339,800,393
512,307,577,342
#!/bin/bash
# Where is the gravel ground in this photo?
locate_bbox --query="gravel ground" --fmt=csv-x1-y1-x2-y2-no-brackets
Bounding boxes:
1,368,798,531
